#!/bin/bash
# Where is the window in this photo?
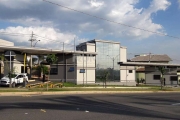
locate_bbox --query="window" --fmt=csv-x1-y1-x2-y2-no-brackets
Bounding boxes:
69,67,74,72
80,69,85,73
170,76,177,81
153,75,160,80
129,70,133,73
50,68,58,75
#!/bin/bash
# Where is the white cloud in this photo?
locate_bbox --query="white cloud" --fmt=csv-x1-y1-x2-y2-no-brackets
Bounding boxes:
0,26,76,49
0,0,172,41
88,0,104,8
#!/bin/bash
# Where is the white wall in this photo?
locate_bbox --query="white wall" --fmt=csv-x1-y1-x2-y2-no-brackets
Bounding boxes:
120,46,127,62
120,46,136,85
86,43,95,52
76,55,96,84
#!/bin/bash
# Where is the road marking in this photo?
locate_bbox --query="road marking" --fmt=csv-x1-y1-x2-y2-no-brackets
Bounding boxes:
40,109,46,112
172,103,180,106
25,113,28,115
22,95,31,97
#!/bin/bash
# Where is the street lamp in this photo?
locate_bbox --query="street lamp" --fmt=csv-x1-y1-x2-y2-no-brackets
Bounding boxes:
33,40,40,47
107,55,119,81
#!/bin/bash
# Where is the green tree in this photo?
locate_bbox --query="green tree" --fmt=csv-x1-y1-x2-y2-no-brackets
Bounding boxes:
102,70,110,88
45,54,58,91
46,54,58,65
36,65,49,75
158,66,165,90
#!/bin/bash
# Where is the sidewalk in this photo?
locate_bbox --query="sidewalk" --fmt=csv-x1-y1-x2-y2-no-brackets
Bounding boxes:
1,90,180,96
0,86,180,96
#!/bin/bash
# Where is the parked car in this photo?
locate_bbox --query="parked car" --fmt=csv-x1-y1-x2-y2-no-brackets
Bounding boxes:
0,73,28,87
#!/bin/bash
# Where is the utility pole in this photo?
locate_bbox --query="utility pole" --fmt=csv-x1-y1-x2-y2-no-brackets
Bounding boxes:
149,52,151,63
29,31,36,79
74,38,76,83
83,49,84,86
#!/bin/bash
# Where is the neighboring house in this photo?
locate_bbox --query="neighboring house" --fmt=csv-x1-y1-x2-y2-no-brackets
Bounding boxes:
130,54,179,86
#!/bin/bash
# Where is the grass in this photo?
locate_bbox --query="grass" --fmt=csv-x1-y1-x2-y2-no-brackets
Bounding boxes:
1,86,180,92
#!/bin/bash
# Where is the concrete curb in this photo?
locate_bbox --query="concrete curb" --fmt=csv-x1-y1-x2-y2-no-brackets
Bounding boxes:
0,91,180,96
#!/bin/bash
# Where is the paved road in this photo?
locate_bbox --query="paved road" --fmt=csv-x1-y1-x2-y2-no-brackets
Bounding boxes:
0,93,180,120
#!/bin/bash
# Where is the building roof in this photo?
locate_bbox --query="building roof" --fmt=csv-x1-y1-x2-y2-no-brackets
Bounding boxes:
0,46,97,55
87,39,120,44
0,39,14,46
118,62,180,67
131,54,172,62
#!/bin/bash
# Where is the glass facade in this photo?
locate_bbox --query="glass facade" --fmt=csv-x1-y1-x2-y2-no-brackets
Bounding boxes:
95,41,120,82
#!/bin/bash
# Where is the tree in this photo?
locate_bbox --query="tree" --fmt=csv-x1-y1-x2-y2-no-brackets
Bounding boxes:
46,54,58,65
102,70,110,88
45,54,58,91
157,66,165,90
36,65,49,75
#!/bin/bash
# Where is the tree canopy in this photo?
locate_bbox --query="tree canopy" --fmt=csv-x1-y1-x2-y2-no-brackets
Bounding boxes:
46,54,58,65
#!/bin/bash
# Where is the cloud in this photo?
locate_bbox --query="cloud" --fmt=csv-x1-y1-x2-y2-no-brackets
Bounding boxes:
0,26,76,50
0,0,172,41
88,0,104,8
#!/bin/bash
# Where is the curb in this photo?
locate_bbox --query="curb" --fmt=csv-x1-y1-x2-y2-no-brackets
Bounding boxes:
0,91,180,96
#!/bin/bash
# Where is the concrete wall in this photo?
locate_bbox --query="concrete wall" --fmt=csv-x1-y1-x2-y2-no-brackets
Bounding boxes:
119,46,136,85
3,54,25,75
76,55,96,84
145,67,178,86
86,43,95,52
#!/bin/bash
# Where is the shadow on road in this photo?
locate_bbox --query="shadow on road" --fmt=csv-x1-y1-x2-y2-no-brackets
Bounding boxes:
0,94,180,119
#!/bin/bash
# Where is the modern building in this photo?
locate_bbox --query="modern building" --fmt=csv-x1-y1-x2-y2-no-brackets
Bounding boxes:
77,39,136,85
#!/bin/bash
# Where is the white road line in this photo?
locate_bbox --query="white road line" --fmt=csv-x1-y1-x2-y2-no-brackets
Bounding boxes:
172,103,180,106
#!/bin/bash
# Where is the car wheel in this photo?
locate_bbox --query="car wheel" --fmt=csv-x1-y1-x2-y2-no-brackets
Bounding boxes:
12,82,16,88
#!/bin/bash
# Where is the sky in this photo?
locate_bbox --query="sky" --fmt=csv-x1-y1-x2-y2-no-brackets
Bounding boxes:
0,0,180,63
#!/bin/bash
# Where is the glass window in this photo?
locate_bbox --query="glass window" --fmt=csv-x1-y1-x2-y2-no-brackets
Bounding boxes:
95,41,120,81
80,69,85,73
50,68,58,75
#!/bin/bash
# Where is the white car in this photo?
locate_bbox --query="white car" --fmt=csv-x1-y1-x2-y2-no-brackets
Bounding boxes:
0,73,28,87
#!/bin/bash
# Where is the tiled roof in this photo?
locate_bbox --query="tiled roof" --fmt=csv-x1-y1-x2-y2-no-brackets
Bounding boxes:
131,54,172,62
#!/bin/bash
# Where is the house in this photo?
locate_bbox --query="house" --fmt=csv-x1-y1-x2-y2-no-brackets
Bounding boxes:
120,54,180,86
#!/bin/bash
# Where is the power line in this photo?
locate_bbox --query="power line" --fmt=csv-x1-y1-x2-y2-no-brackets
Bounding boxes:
0,31,31,36
43,0,180,40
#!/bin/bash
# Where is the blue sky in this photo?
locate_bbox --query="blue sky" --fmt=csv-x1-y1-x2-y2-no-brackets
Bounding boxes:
0,0,180,63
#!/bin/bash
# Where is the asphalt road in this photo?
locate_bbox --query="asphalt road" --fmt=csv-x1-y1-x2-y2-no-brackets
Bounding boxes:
0,93,180,120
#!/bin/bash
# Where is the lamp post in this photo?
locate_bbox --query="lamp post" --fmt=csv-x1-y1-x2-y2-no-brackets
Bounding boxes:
33,40,40,47
107,55,119,81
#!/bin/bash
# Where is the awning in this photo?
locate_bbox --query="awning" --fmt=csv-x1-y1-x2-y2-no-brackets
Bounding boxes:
0,46,97,55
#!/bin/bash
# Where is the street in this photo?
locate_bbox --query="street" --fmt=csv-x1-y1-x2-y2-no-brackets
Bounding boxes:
0,93,180,120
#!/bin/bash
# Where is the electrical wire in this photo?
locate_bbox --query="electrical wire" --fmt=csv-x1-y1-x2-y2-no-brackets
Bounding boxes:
43,0,180,40
0,31,32,36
